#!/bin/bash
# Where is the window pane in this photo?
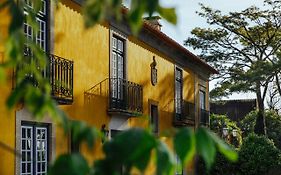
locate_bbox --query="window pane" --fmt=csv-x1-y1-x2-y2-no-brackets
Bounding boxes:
23,0,47,56
36,127,48,175
118,40,123,52
175,68,183,115
21,126,33,175
113,37,117,49
200,90,206,109
21,124,48,175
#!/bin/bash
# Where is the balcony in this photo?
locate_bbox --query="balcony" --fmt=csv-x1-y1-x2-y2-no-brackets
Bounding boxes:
85,78,143,116
173,99,195,127
200,109,210,126
18,53,74,104
49,54,74,104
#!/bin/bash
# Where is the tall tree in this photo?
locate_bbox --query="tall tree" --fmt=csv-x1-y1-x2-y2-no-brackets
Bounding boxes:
185,0,281,135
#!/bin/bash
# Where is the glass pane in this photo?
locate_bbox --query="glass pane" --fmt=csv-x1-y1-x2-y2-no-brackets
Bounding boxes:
42,164,45,171
35,127,48,174
22,163,26,173
27,163,31,172
22,140,26,150
42,151,46,161
22,128,26,138
113,37,117,49
22,152,26,161
37,130,41,139
27,129,31,138
27,140,31,149
118,40,123,52
27,151,32,161
200,91,206,109
37,162,41,172
37,151,41,161
37,140,41,150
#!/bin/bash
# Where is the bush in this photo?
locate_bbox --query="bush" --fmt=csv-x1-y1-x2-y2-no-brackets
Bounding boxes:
240,110,281,149
196,151,237,175
210,151,237,175
238,134,281,175
210,114,242,147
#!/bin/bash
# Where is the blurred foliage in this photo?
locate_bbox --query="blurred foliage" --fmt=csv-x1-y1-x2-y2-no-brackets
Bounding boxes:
240,110,281,149
48,127,237,175
210,114,242,147
0,0,237,174
83,0,177,34
197,151,237,175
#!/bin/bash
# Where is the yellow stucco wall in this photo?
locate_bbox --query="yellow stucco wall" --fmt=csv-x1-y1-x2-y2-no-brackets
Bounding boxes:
0,0,208,174
0,2,15,175
53,0,110,162
127,37,195,133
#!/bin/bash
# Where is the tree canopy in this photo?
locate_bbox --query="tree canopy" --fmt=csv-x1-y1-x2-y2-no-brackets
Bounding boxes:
185,0,281,135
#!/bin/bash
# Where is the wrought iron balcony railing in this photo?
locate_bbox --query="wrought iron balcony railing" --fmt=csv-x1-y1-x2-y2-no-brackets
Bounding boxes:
108,78,143,115
174,99,195,126
17,53,74,104
86,78,143,116
49,54,74,104
200,109,210,126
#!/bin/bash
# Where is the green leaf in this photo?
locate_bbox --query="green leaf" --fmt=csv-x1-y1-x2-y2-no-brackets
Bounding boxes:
83,0,105,28
195,127,216,170
174,128,195,166
158,7,177,25
6,80,26,109
71,121,97,149
156,141,174,175
9,1,24,34
207,130,238,161
128,3,145,35
102,128,156,173
48,153,89,175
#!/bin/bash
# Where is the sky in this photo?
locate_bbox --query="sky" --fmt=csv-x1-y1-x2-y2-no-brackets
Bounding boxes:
159,0,265,100
160,0,265,47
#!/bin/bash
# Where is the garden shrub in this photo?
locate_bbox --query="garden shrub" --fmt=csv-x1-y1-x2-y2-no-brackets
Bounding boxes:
196,152,237,175
210,114,242,147
240,110,281,149
238,134,281,175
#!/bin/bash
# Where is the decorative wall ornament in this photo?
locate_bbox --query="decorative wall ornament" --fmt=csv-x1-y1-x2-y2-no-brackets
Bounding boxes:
150,56,157,86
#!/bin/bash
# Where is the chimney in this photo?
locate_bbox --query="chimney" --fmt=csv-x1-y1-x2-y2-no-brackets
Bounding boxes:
144,16,162,31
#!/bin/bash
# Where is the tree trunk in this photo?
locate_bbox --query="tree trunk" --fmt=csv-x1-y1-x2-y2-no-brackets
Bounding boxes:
275,73,281,97
254,82,267,135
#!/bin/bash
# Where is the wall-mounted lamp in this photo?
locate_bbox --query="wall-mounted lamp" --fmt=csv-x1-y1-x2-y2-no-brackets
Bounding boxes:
232,129,238,137
222,127,228,137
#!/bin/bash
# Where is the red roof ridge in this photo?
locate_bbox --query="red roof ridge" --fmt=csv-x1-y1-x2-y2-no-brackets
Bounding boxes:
122,5,217,74
142,21,218,74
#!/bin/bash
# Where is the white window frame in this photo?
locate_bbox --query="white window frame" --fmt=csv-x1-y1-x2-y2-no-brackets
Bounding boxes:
23,0,48,52
20,124,48,175
109,29,127,102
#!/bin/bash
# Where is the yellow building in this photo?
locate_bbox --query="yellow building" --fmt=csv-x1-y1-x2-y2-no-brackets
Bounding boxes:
0,0,217,175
